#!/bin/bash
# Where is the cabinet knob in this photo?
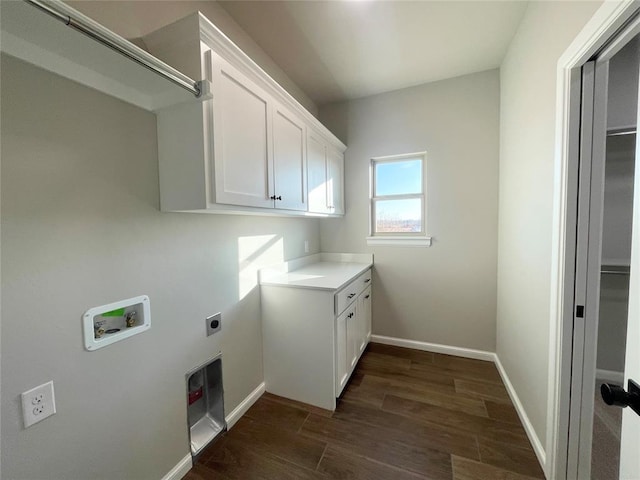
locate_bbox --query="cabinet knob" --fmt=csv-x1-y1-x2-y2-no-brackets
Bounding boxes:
364,279,371,283
347,293,356,299
270,195,276,200
276,196,282,201
365,295,370,299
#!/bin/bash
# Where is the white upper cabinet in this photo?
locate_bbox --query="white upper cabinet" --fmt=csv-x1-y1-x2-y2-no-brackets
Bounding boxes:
144,12,344,216
327,148,345,215
272,104,307,211
307,130,330,214
211,52,273,208
307,130,345,215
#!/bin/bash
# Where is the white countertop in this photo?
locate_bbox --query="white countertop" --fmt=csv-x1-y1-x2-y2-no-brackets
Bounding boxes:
259,253,373,291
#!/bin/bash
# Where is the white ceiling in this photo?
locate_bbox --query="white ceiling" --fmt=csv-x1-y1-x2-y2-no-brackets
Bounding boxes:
217,1,528,105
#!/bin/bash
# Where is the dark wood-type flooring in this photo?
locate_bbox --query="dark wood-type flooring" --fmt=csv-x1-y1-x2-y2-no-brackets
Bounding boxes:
185,343,545,480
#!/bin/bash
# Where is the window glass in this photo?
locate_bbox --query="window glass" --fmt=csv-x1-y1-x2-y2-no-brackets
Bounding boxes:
374,198,422,233
374,159,422,196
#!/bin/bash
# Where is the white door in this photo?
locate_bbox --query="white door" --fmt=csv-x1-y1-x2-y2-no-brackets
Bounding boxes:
211,52,273,208
568,31,640,480
273,104,307,211
619,49,640,479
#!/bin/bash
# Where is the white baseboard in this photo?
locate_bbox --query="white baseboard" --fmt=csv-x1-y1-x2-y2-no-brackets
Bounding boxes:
161,453,192,480
225,381,265,429
596,368,624,384
494,355,546,470
370,335,546,474
371,335,495,361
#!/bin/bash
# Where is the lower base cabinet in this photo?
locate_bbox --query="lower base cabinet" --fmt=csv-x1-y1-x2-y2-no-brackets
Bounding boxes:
262,267,372,410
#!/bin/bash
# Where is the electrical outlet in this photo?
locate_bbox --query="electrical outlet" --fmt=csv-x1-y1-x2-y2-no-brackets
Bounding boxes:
21,381,56,428
206,313,222,336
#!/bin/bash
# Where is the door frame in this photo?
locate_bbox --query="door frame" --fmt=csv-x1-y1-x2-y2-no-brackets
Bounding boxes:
549,1,639,478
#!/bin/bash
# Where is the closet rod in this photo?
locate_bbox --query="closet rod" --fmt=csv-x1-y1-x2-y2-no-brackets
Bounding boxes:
25,0,202,97
607,127,636,136
601,267,630,275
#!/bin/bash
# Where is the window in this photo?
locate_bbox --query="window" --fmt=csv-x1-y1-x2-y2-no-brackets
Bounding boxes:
367,152,431,247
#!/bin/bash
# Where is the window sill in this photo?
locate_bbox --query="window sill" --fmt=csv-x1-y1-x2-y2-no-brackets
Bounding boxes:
366,236,432,247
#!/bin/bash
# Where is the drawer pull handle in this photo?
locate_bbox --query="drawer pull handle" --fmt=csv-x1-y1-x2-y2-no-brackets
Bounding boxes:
348,313,354,318
347,293,356,299
365,295,370,299
364,279,371,283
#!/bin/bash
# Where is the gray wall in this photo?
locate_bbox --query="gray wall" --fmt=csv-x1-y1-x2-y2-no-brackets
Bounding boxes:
1,55,319,479
319,70,500,352
497,0,602,452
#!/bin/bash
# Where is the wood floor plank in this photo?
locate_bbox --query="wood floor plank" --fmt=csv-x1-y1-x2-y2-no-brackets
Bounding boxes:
369,375,489,417
410,361,502,387
451,455,542,480
485,400,521,425
381,394,531,449
318,446,430,480
183,462,234,480
477,438,545,478
356,363,456,389
333,397,480,460
244,396,310,432
340,375,387,408
227,417,327,471
432,354,503,384
367,343,435,364
454,379,511,403
300,413,453,479
262,392,334,418
357,352,412,371
203,435,328,480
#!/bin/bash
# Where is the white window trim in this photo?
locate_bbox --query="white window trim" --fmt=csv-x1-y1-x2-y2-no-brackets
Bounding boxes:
366,235,432,247
367,151,432,247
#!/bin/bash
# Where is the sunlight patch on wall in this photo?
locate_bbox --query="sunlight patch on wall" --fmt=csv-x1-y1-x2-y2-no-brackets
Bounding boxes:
238,234,284,300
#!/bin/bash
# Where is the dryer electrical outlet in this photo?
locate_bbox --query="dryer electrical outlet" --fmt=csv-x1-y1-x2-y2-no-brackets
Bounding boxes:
206,313,222,336
21,381,56,428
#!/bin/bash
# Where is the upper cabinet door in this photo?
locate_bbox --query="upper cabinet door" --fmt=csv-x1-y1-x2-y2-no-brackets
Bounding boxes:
210,52,274,208
327,148,345,215
273,104,307,211
307,131,329,214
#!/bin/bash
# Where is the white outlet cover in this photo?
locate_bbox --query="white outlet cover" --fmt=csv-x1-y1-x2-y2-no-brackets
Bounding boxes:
21,381,56,428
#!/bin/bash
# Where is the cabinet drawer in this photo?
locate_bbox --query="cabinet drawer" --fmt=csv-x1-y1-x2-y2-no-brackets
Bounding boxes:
335,269,372,315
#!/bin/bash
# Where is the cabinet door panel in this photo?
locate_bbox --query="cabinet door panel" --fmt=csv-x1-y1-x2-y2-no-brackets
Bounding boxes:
359,286,372,352
307,132,329,214
327,148,344,215
273,106,307,211
346,307,358,371
212,54,273,208
336,308,349,395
